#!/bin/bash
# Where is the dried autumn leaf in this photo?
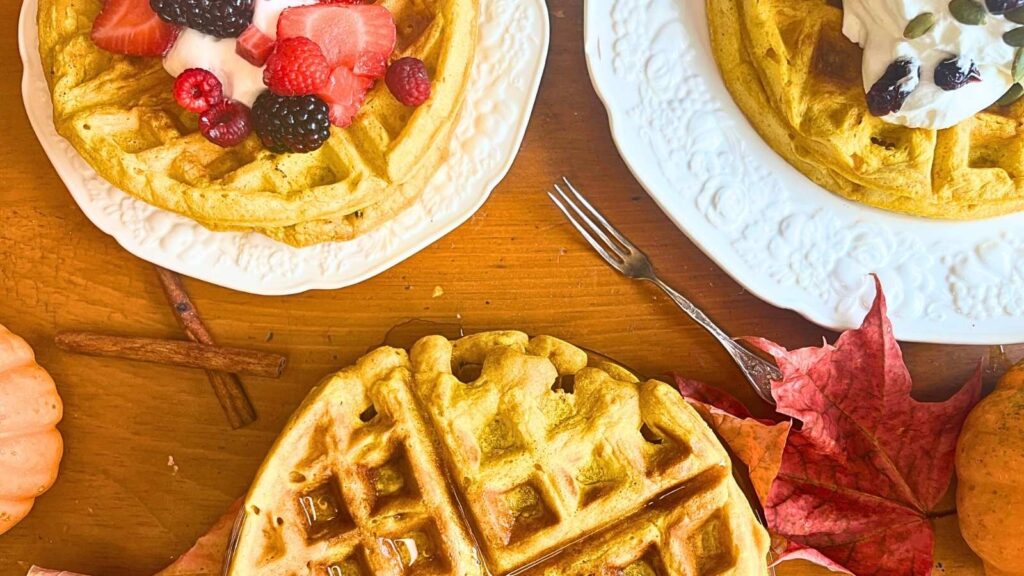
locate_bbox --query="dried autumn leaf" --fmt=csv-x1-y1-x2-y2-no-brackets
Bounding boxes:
675,376,755,418
155,499,241,576
675,376,790,503
746,278,983,576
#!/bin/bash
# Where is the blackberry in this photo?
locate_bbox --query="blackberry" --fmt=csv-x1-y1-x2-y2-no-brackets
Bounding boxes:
866,58,920,117
252,92,332,154
150,0,254,38
934,57,981,91
987,0,1024,14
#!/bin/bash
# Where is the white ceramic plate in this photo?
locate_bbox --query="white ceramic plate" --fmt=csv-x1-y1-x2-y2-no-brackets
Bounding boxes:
19,0,548,296
585,0,1024,344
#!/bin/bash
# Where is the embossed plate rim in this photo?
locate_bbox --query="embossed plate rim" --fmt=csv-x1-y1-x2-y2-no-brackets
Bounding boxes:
584,0,1024,344
19,0,549,296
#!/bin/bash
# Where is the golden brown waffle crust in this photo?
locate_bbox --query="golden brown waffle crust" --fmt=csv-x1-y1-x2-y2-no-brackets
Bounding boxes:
228,331,770,575
36,0,478,246
707,0,1024,219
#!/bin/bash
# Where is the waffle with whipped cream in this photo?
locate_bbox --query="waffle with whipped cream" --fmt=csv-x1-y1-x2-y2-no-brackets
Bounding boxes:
708,0,1024,219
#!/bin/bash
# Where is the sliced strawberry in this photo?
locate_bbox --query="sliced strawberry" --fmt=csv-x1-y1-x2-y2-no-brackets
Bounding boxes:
277,4,396,69
91,0,178,56
353,51,387,79
237,25,275,67
318,66,373,127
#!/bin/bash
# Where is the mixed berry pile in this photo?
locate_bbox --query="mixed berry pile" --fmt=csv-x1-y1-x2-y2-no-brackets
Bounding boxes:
90,0,433,153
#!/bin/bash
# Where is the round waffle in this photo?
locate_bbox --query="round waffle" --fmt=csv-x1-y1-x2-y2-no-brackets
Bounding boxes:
37,0,477,246
708,0,1024,219
226,332,770,575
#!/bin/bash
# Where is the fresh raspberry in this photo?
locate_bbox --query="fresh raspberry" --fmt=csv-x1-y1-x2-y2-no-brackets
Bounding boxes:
173,68,224,113
199,100,252,147
263,37,331,96
353,51,387,79
385,57,431,106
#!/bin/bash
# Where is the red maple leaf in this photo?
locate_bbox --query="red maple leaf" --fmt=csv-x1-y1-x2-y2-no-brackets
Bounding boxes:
679,279,982,576
676,376,756,419
677,280,983,575
675,376,790,504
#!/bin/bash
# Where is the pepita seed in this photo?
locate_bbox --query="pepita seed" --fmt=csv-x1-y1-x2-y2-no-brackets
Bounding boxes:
904,13,936,39
1005,27,1024,46
949,0,987,25
996,83,1024,106
1007,6,1024,23
1013,49,1024,82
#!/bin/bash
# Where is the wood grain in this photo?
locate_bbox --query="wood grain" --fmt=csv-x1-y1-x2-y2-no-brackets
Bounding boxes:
0,1,1012,574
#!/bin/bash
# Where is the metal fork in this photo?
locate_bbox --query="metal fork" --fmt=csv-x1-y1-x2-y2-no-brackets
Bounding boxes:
548,178,780,405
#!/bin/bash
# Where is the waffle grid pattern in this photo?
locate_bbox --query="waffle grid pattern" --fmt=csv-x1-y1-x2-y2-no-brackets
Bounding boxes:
38,0,478,245
709,0,1024,219
228,333,769,575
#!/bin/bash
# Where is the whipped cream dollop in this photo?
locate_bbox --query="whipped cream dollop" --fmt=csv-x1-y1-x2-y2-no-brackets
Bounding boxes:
163,0,316,107
843,0,1017,129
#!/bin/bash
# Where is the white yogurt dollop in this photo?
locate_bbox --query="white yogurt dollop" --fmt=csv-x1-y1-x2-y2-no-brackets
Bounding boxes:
843,0,1017,129
162,0,317,107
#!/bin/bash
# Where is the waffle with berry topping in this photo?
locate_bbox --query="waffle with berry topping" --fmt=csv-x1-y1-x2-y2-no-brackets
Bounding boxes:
708,0,1024,219
225,332,770,575
37,0,477,246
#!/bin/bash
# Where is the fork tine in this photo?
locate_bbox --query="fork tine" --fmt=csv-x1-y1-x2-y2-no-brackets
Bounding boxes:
548,192,627,271
552,184,630,261
561,177,636,251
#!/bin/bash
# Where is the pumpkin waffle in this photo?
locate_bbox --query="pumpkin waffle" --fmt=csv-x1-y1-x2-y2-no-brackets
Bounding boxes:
37,0,476,246
226,332,770,575
708,0,1024,219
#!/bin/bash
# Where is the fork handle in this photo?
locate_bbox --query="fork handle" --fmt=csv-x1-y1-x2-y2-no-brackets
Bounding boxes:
647,277,733,343
645,278,778,404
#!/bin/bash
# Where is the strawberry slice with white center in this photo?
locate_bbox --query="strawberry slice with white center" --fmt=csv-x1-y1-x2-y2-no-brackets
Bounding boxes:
91,0,179,56
277,4,396,70
318,66,374,127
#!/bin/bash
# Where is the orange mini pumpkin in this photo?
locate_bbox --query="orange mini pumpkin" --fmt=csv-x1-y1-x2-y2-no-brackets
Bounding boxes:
957,361,1024,576
0,324,63,535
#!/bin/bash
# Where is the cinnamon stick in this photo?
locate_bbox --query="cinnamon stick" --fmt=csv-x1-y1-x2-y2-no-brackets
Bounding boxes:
155,267,258,429
55,332,287,378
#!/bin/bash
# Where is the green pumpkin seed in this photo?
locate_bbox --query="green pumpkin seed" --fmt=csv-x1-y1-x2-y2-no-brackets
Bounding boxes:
949,0,987,25
995,83,1024,106
1006,27,1024,46
1007,7,1024,23
904,13,936,39
1013,49,1024,82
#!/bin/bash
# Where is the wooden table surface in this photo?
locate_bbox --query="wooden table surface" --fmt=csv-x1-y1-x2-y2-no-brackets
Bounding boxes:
1,1,1010,574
